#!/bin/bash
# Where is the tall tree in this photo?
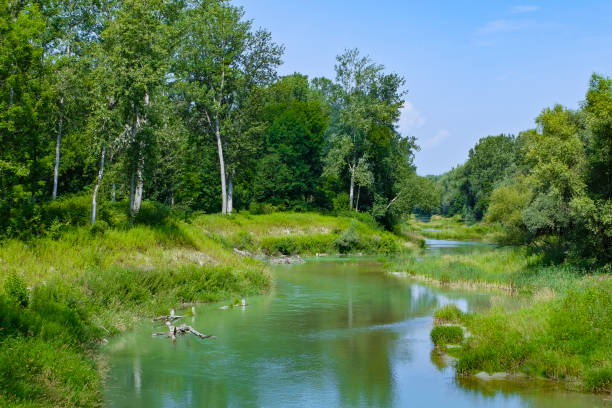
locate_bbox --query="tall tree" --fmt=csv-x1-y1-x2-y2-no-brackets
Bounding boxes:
323,49,406,210
0,1,50,235
175,0,282,214
96,0,169,220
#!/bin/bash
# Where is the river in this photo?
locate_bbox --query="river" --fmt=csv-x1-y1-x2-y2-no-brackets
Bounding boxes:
103,240,609,407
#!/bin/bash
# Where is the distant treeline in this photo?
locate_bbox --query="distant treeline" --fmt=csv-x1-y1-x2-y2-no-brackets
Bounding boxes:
0,0,439,238
430,74,611,265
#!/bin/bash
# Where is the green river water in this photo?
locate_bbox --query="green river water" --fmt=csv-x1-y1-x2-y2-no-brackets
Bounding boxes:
103,240,610,407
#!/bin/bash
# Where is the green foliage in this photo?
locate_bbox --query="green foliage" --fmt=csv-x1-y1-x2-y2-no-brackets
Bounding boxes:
248,202,278,215
455,279,612,391
430,325,464,346
3,273,28,307
333,192,351,211
335,221,360,253
434,305,464,325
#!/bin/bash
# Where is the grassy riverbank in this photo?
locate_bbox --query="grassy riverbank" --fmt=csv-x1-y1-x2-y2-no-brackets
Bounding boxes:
0,210,411,407
390,216,611,393
404,215,504,242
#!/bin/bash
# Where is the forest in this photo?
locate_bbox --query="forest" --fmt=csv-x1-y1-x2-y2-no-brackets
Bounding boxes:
1,0,439,238
431,75,612,266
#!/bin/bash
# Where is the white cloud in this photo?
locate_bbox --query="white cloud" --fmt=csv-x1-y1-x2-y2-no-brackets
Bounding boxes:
420,129,449,149
478,19,526,34
511,5,540,14
398,101,426,134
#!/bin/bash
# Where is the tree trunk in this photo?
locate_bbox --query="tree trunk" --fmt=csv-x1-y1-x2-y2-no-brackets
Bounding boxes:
215,122,227,214
227,170,233,214
91,146,106,225
355,185,360,212
134,153,144,214
129,170,135,223
52,107,63,200
349,165,355,210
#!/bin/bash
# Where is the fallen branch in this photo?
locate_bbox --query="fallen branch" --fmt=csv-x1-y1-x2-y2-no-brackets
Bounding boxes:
153,322,214,341
152,315,184,322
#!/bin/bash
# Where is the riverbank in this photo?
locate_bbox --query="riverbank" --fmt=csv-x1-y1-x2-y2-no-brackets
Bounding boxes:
388,221,611,394
0,211,413,407
404,215,504,242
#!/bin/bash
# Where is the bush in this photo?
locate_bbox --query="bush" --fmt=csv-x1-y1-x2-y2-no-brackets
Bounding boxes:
134,201,169,225
335,221,360,253
3,274,28,307
41,194,93,228
332,193,350,211
248,202,278,215
434,305,463,325
431,325,464,346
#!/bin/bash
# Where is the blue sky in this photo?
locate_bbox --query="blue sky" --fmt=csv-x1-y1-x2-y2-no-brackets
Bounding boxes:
232,0,612,175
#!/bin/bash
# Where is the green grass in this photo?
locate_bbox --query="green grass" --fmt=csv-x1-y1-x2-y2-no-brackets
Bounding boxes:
193,211,413,255
387,228,610,392
0,209,414,406
392,246,541,291
456,277,612,392
431,325,464,346
434,304,464,325
404,214,504,242
387,217,611,392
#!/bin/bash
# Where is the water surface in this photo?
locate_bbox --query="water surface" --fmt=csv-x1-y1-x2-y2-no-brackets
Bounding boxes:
104,247,609,407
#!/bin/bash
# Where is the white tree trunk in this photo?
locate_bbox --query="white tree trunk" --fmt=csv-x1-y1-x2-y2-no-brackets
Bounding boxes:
355,186,360,212
215,122,227,214
129,170,135,222
52,108,63,200
349,165,355,210
91,146,106,225
227,170,233,214
133,153,144,214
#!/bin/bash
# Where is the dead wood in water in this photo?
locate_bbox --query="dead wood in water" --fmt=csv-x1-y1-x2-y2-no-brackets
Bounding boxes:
152,315,184,322
153,322,215,341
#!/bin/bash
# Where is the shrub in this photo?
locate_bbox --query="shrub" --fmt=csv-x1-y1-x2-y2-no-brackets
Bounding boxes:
431,325,464,346
3,274,28,307
134,201,169,225
335,221,360,253
248,202,278,215
41,194,93,228
332,193,350,211
434,305,463,325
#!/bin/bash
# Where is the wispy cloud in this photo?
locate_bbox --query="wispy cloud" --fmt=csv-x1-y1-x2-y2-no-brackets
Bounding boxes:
511,5,540,14
420,129,449,149
478,19,527,34
398,101,426,133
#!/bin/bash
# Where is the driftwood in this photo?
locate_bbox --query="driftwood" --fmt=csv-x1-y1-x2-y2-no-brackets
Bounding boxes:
152,315,184,322
153,322,214,341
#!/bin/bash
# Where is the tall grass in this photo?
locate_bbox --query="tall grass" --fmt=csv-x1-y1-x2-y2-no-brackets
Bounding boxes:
456,278,612,392
0,210,413,406
404,214,504,242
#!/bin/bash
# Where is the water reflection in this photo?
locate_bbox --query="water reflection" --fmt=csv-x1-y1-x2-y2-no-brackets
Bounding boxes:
104,259,609,408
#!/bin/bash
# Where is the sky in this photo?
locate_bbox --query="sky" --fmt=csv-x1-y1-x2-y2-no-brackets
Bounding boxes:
231,0,612,175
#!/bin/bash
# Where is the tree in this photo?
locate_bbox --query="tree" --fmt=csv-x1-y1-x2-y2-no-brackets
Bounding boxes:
0,1,50,235
43,0,99,200
252,74,329,208
323,49,406,210
175,0,282,214
96,0,170,221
